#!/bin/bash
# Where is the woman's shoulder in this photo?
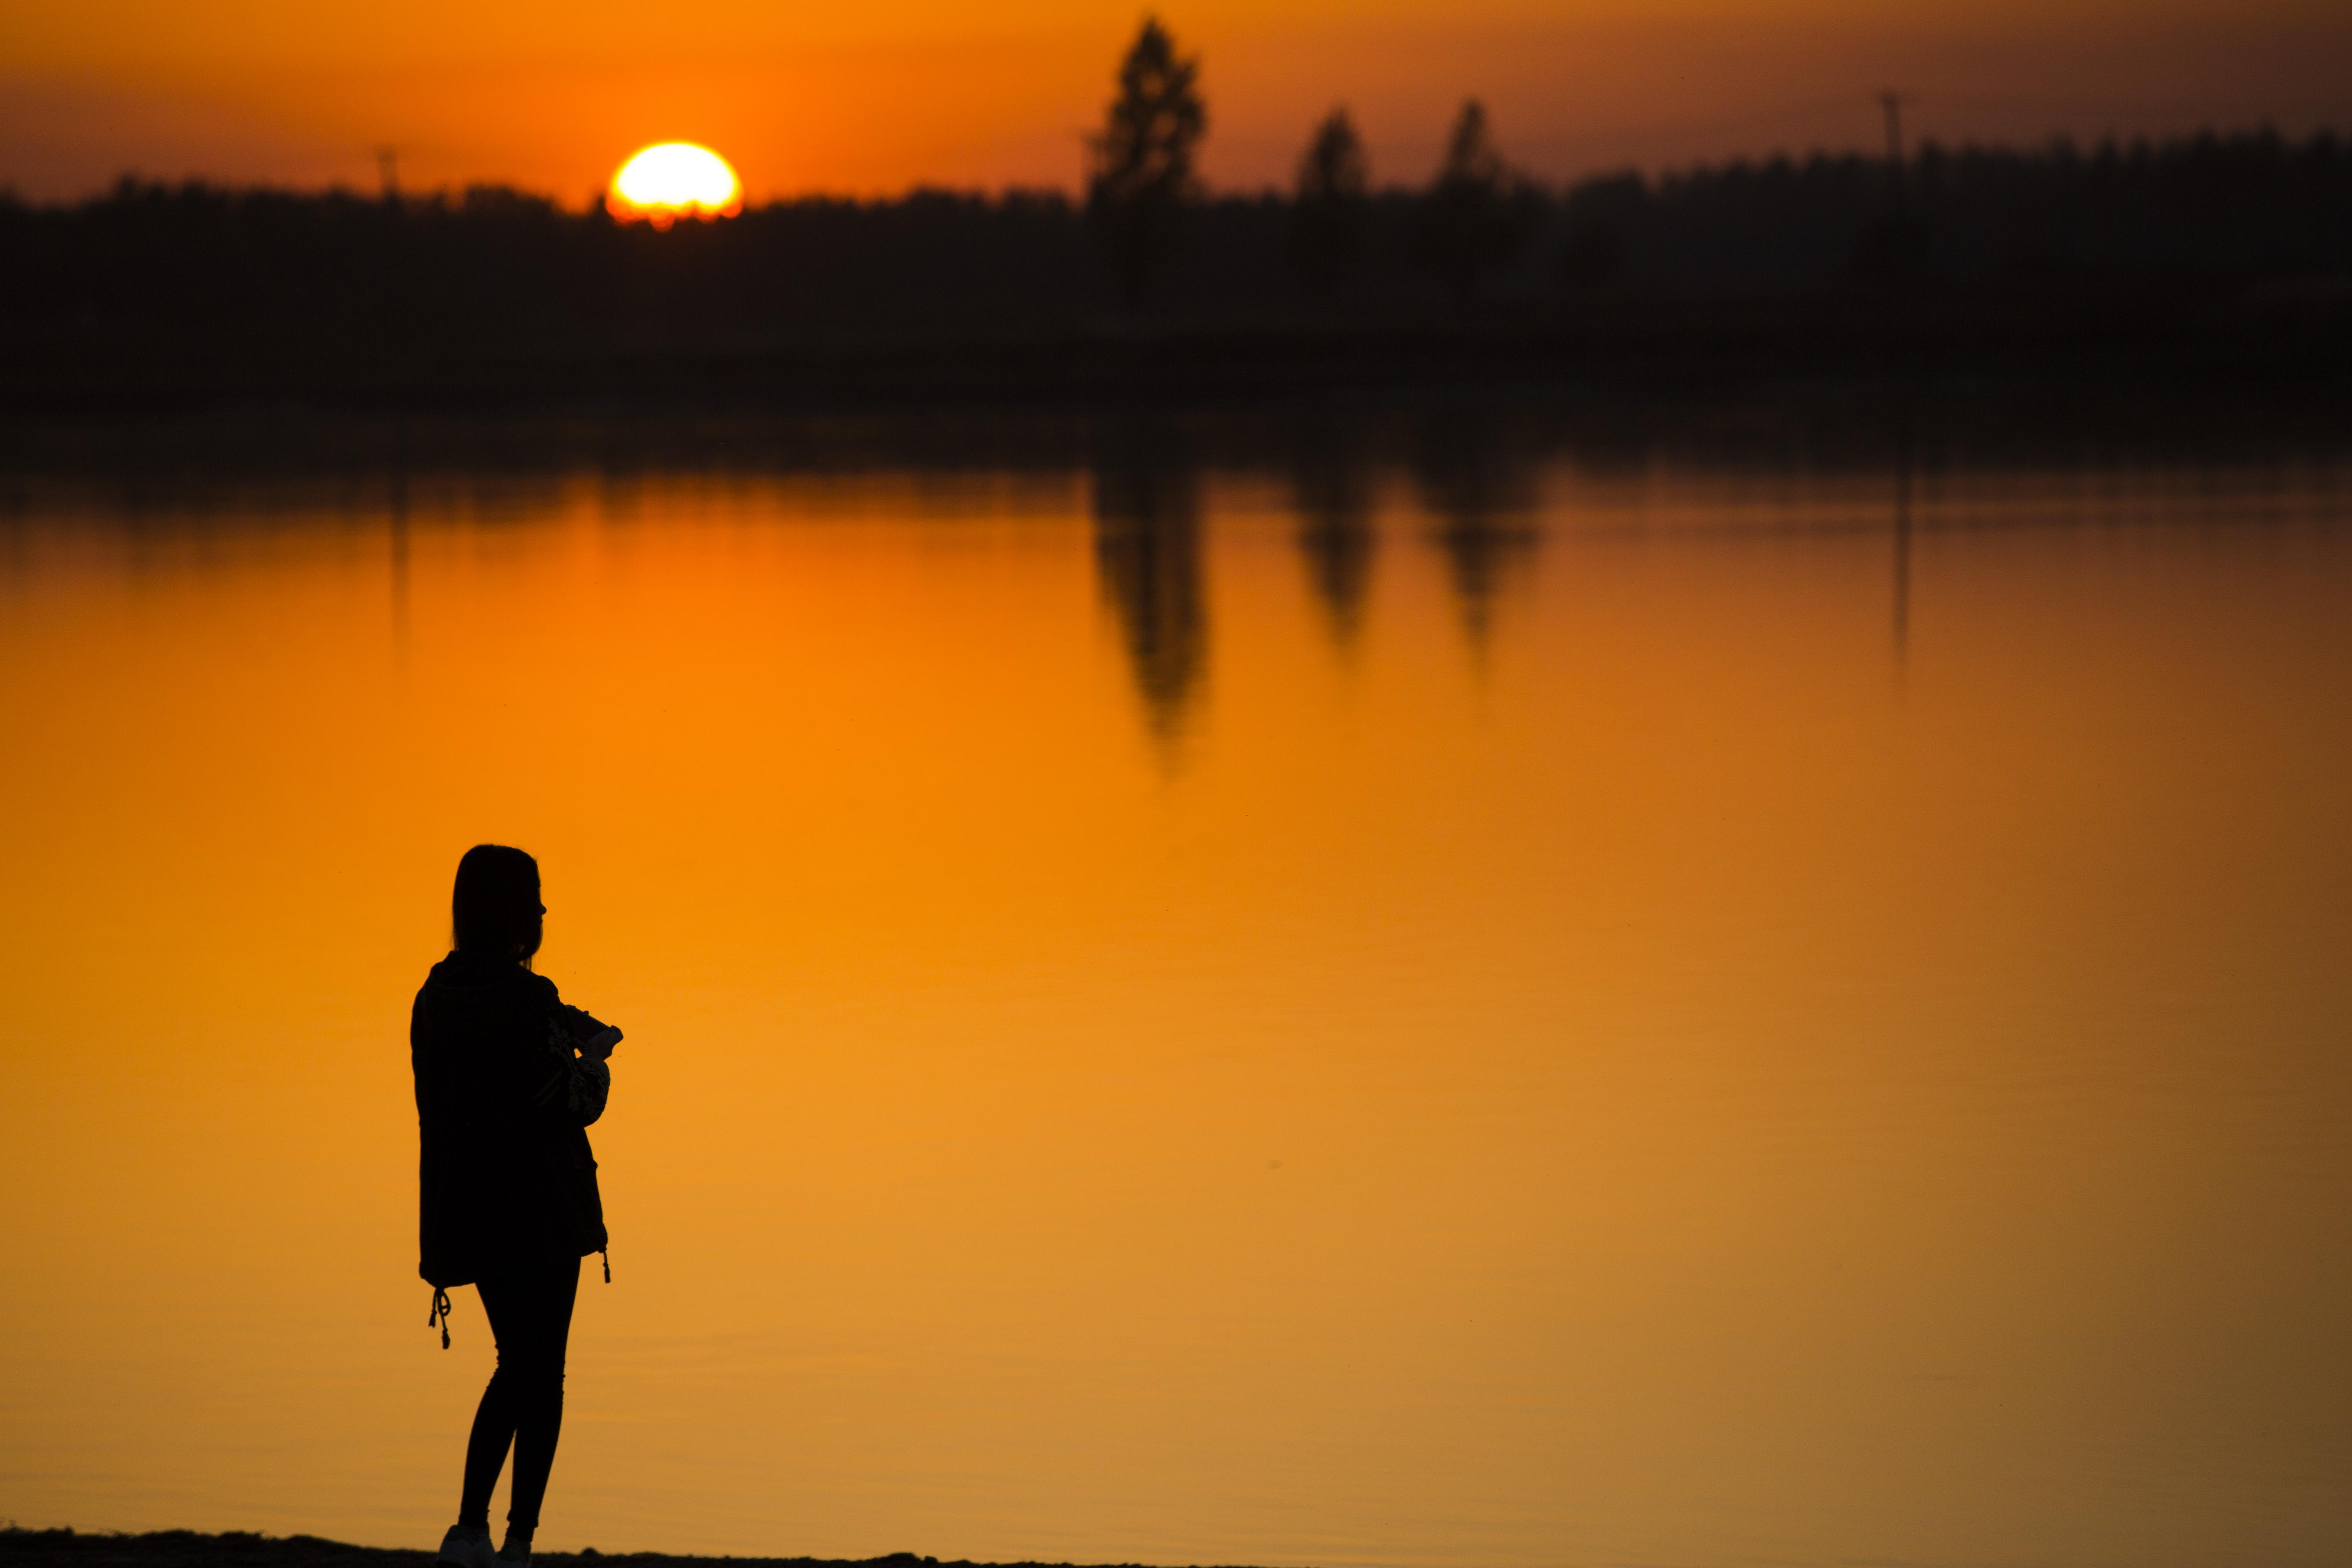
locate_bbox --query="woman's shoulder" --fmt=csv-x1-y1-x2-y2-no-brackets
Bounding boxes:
417,953,557,1011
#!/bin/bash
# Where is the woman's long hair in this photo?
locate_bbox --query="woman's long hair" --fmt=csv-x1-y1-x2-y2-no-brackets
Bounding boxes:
452,844,543,962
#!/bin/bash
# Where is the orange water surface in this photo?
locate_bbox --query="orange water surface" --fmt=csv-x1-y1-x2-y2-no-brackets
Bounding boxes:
1,430,2348,1567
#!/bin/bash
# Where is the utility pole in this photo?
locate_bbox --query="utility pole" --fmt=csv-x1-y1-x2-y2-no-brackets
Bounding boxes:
376,146,400,205
1864,88,1927,282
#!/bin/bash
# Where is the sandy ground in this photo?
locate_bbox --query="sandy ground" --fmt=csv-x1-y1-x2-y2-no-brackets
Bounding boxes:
0,1532,1243,1568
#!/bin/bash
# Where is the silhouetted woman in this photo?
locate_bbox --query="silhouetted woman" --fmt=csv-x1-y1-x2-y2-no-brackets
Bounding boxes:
413,844,619,1568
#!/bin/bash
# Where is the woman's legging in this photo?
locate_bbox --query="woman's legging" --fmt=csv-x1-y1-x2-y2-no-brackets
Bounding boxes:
459,1257,581,1536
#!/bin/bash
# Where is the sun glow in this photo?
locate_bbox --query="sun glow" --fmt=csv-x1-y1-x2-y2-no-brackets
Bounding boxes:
607,142,742,227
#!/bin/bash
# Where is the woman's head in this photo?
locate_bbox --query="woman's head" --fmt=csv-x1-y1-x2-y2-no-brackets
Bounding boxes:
451,844,543,962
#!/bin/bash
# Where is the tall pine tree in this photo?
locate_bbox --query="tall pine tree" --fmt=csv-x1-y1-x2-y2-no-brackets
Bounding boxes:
1086,18,1206,310
1290,107,1371,296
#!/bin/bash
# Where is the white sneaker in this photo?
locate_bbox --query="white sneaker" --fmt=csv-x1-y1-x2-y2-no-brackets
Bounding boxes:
437,1526,497,1568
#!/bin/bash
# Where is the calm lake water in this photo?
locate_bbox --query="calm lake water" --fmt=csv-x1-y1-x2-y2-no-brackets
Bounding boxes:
2,412,2348,1568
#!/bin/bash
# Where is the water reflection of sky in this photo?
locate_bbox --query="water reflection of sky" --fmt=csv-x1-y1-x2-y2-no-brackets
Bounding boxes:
1,416,2348,1568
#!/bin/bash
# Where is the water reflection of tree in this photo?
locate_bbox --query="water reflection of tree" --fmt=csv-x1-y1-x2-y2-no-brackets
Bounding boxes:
1411,416,1539,653
1093,426,1207,743
1891,430,1912,672
388,434,410,663
1287,429,1378,651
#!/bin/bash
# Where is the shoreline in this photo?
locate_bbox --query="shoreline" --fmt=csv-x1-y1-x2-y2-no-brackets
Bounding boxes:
5,369,2352,485
6,290,2350,418
0,1529,1266,1568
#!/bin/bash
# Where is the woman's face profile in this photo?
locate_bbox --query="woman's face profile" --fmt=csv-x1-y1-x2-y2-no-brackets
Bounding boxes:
519,894,546,960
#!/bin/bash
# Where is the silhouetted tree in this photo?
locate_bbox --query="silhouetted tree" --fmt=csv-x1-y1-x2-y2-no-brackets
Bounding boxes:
1556,172,1641,291
6,128,2350,387
1851,208,1930,281
1288,107,1370,295
1418,100,1542,298
1085,18,1206,310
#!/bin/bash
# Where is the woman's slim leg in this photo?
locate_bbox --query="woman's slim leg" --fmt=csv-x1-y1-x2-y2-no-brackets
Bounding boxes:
501,1257,581,1538
459,1285,521,1529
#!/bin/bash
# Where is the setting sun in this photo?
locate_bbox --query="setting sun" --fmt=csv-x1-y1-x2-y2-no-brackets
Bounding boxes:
606,142,742,227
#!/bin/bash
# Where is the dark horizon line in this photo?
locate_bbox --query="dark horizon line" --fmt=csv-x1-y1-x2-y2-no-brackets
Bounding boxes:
14,118,2340,216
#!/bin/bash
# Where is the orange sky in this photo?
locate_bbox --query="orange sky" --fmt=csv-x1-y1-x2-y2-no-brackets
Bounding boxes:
2,0,2348,202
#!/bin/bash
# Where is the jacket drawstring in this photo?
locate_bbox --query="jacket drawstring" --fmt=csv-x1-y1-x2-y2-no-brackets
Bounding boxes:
428,1286,453,1349
601,1247,611,1283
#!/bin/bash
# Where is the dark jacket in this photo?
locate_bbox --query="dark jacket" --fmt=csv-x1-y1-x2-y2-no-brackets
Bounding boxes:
411,950,609,1288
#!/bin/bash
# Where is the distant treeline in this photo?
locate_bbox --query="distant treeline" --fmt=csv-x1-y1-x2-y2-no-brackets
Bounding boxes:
4,128,2348,346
